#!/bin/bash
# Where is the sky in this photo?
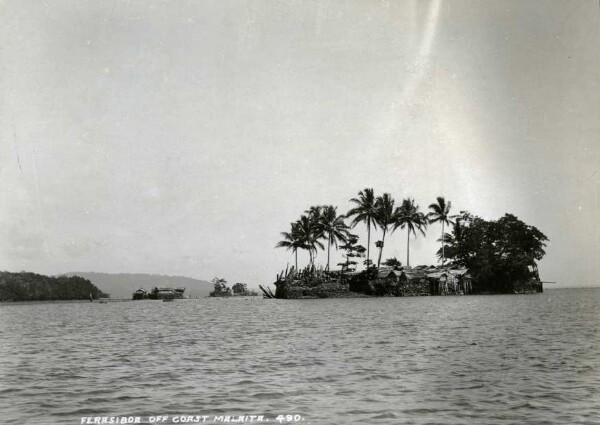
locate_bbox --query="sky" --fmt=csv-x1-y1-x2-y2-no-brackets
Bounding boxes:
1,0,599,288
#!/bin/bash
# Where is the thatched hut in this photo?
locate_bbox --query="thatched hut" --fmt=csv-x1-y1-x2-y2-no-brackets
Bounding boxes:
132,288,148,300
426,270,448,295
449,268,472,294
372,267,401,296
398,269,430,296
377,267,399,282
425,267,472,295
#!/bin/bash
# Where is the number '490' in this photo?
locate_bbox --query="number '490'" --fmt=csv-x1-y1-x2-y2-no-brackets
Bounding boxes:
275,415,303,423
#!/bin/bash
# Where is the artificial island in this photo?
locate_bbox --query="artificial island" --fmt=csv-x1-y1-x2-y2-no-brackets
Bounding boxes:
262,189,547,299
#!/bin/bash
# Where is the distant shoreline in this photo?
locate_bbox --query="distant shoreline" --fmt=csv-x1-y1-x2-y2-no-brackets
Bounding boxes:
0,299,97,305
0,287,592,306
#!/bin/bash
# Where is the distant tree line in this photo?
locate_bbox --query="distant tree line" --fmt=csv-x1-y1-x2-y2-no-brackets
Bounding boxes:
0,272,107,302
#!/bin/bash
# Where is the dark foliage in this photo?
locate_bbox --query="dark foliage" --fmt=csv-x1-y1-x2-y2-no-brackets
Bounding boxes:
232,282,247,294
440,213,548,293
209,277,231,297
231,282,258,296
382,258,402,268
0,272,107,302
348,267,378,295
337,234,366,272
372,278,399,296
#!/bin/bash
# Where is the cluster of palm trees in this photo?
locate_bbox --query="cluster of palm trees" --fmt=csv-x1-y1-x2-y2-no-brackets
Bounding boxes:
276,189,456,272
276,205,349,271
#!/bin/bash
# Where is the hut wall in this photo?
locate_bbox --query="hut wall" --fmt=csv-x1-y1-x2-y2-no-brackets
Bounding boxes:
440,274,461,295
459,277,472,294
399,277,431,296
372,276,399,296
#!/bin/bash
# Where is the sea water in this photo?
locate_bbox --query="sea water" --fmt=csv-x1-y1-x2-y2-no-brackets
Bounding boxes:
0,288,598,424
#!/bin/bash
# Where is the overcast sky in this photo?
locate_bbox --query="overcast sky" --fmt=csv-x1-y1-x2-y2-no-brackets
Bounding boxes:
1,0,598,288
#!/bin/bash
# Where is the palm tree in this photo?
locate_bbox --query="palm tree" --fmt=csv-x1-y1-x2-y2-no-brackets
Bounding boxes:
305,205,324,226
374,193,397,269
319,205,350,270
305,206,325,265
295,214,324,268
428,196,454,266
395,198,428,267
347,188,377,268
435,211,470,263
435,231,456,262
275,221,304,270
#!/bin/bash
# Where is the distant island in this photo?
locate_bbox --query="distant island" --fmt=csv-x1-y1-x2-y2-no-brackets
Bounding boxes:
268,189,547,299
209,278,259,297
0,272,107,302
132,286,186,300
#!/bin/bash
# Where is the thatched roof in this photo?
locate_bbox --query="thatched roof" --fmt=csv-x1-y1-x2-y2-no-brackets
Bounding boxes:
378,268,398,279
401,270,427,280
426,271,448,279
449,268,470,277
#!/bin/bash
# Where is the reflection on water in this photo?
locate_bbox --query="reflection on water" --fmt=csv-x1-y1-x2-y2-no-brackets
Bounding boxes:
0,288,598,424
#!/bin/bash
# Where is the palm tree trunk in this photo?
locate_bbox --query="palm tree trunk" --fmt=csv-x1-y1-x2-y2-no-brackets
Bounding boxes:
327,237,331,271
367,221,371,267
295,250,298,271
377,228,387,269
441,221,445,267
406,230,410,267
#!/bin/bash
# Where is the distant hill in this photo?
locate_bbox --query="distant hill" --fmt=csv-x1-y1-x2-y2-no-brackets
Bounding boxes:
62,272,213,299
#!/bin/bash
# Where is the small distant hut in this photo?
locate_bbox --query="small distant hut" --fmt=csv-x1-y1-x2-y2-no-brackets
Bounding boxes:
373,267,400,296
154,287,185,299
377,267,399,282
132,288,148,300
426,270,448,295
449,268,472,294
426,268,472,295
398,269,430,296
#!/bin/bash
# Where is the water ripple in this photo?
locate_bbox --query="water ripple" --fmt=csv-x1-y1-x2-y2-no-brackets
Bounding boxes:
0,289,599,424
